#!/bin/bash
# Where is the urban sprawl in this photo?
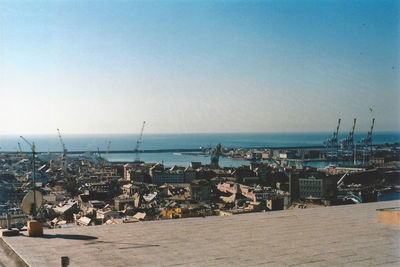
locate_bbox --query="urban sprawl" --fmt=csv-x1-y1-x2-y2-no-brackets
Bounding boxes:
0,118,399,230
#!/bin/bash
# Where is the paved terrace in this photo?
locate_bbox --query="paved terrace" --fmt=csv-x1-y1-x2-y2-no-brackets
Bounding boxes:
2,200,400,267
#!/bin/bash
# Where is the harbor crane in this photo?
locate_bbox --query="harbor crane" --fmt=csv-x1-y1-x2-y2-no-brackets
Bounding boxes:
324,118,341,159
359,118,375,159
57,128,68,173
339,118,357,158
133,121,146,162
333,118,341,144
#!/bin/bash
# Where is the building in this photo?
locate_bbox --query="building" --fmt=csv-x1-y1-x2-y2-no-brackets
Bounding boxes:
114,195,138,211
298,176,337,200
190,162,202,169
190,179,211,201
299,176,323,199
149,164,185,185
162,166,184,184
184,166,196,183
149,163,164,185
126,169,145,182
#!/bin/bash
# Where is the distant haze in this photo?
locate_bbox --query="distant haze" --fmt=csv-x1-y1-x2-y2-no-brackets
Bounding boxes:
1,0,399,134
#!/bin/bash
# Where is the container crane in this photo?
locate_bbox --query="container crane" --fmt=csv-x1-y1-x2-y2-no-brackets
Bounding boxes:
133,121,146,162
324,118,341,159
366,118,375,143
57,128,68,173
348,118,357,144
359,118,375,159
339,118,356,158
333,118,341,143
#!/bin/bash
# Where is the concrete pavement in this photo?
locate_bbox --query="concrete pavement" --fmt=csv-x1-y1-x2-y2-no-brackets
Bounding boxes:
2,200,400,266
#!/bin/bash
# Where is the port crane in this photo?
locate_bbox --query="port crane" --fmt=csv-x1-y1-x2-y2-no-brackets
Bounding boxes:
339,118,357,158
133,121,146,162
359,118,375,159
57,128,68,173
324,118,341,159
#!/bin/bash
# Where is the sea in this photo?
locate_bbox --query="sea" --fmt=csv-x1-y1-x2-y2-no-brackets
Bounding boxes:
1,132,399,168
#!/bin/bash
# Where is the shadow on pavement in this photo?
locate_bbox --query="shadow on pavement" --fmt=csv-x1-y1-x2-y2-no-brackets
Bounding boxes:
41,234,98,240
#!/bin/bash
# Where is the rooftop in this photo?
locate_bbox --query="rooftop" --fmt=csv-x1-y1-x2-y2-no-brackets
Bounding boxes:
2,200,400,266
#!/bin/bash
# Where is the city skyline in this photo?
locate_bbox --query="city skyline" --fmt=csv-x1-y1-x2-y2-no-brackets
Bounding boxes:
1,0,399,135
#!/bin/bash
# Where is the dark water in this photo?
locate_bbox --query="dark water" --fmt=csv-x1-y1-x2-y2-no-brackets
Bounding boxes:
378,191,400,201
1,132,399,152
2,132,398,168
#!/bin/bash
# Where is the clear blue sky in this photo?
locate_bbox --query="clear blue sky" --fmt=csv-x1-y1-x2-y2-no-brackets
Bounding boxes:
0,0,399,134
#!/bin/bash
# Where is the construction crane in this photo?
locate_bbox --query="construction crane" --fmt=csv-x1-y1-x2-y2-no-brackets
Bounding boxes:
133,121,146,162
102,141,112,167
324,118,341,159
57,128,68,173
20,136,35,155
17,142,25,159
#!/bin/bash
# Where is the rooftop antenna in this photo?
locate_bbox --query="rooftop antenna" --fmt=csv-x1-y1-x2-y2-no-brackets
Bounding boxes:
20,136,40,217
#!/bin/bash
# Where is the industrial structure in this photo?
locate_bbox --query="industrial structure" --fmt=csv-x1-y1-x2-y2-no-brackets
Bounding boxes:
324,117,376,161
57,128,68,173
324,118,341,159
359,118,375,159
339,118,357,159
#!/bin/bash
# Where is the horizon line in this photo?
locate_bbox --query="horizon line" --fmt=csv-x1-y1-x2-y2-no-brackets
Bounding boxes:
1,130,400,136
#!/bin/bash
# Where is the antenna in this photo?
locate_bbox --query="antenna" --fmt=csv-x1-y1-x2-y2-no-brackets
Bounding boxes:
20,136,39,217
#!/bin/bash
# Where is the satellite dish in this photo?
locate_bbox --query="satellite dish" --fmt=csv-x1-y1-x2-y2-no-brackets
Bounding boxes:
22,190,43,215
